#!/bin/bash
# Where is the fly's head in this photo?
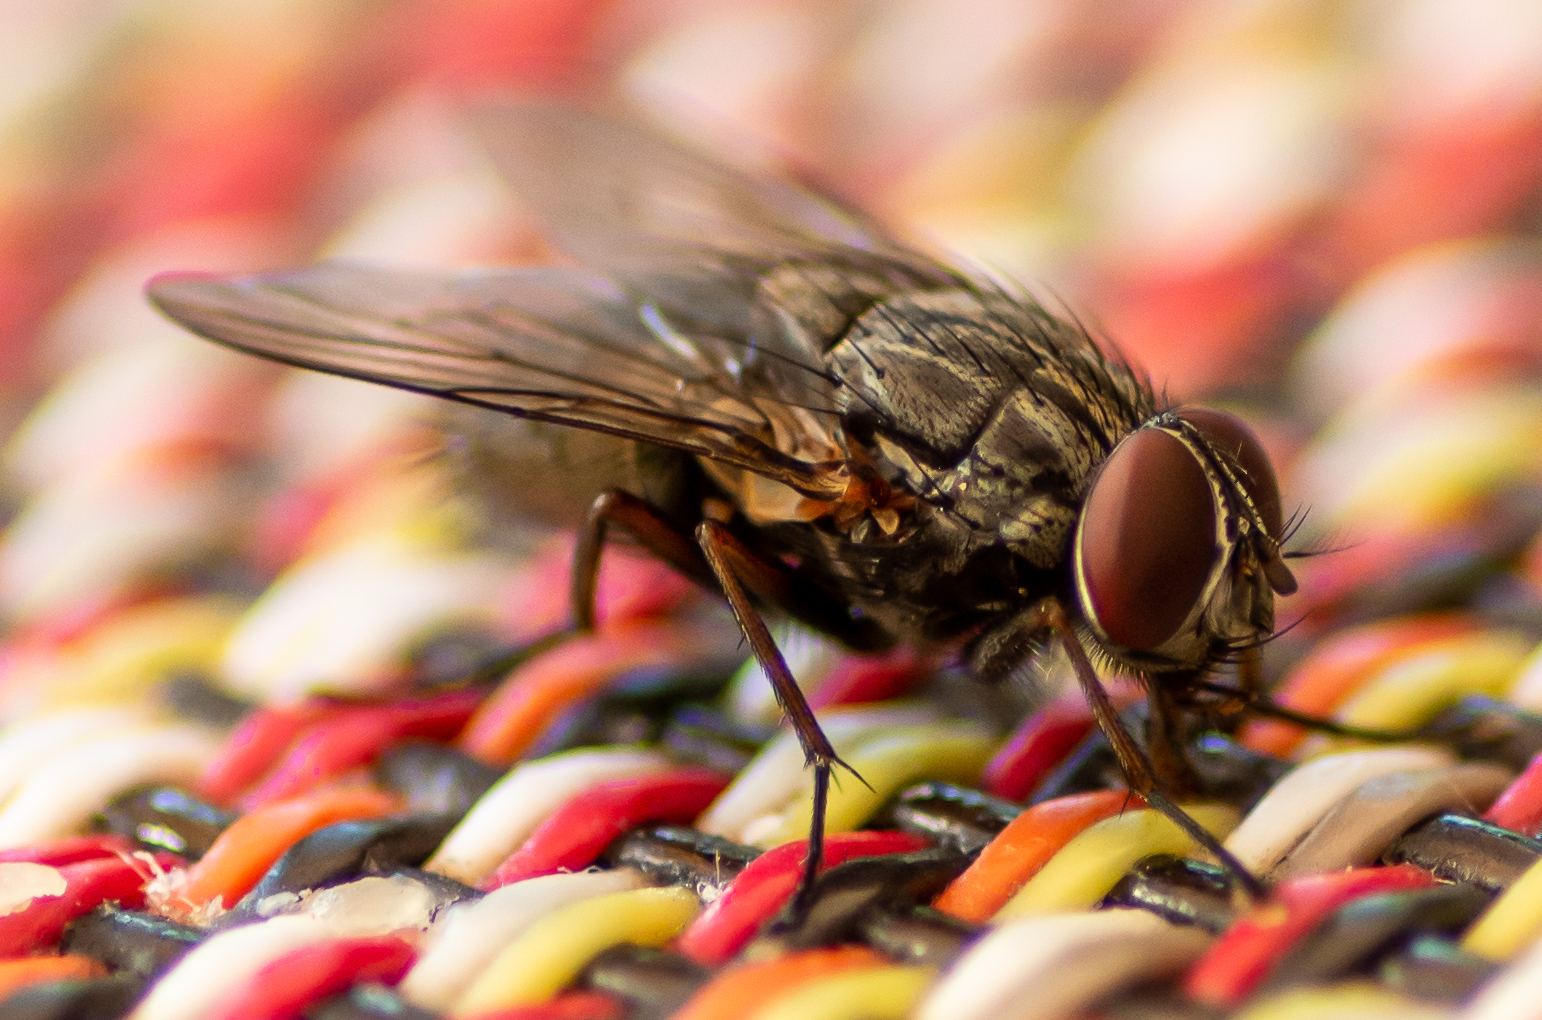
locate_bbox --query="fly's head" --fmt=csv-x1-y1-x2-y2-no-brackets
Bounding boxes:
1071,407,1297,672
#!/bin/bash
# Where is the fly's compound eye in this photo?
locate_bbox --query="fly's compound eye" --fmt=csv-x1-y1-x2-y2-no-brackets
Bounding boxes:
1178,407,1296,595
1076,427,1217,653
1177,408,1282,538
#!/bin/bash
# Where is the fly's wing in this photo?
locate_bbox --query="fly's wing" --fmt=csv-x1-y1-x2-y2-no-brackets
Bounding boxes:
470,101,932,272
150,263,845,497
466,102,962,428
150,104,965,501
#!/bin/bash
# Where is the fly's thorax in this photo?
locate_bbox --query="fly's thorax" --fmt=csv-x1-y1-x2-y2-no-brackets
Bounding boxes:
1071,408,1294,672
827,288,1154,571
826,288,1150,465
756,261,927,353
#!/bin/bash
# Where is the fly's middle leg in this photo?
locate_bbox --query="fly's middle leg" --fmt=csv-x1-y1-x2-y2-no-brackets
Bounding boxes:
571,491,856,916
697,518,860,918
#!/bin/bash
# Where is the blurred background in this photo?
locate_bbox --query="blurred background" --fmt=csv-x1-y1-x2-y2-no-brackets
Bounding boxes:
0,0,1540,712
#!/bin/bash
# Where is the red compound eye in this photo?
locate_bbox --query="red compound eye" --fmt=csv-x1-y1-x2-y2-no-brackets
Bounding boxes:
1078,427,1217,652
1178,408,1283,539
1180,407,1296,595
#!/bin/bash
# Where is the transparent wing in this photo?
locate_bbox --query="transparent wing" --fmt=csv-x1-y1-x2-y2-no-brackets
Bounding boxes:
149,262,848,497
469,102,962,419
150,104,980,501
470,100,943,276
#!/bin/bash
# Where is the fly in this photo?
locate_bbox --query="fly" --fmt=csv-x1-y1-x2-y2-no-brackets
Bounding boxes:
148,102,1322,904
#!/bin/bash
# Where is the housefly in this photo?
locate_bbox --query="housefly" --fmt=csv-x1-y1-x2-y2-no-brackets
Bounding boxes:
149,102,1303,900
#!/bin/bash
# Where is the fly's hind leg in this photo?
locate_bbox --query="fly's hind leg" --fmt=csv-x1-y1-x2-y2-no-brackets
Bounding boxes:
433,490,707,712
570,489,716,632
1031,598,1266,900
572,489,886,647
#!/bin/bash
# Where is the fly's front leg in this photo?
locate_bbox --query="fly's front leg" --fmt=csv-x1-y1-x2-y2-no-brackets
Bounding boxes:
1237,645,1264,702
1031,598,1265,900
697,519,855,917
1147,678,1201,798
1195,647,1262,735
1190,677,1425,744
